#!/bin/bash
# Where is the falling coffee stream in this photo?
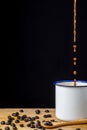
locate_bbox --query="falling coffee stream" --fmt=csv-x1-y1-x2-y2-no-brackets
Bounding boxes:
73,0,77,86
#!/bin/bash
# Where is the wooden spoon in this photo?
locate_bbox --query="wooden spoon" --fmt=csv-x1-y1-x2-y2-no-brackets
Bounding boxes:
42,119,87,129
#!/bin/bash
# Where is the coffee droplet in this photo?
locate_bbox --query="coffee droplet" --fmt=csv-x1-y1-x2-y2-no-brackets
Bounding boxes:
74,48,76,52
73,45,77,48
74,61,76,65
73,45,77,53
73,71,77,75
73,57,77,61
74,78,77,86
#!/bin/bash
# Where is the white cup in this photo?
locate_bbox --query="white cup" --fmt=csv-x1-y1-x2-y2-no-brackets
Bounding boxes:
55,80,87,121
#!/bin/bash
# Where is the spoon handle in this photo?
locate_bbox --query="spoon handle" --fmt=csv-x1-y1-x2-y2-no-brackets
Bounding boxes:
43,119,87,129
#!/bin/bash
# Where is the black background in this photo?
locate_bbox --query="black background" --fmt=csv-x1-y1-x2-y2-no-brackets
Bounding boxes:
7,0,87,108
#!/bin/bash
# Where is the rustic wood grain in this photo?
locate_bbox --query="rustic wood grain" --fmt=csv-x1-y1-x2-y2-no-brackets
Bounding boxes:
0,109,87,130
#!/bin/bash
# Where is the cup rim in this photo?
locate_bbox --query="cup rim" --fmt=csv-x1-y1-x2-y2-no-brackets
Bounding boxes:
54,80,87,87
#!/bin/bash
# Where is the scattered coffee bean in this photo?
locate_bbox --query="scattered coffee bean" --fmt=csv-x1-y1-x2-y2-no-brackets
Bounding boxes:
12,113,15,116
36,120,42,128
36,120,41,125
35,116,39,119
41,127,46,130
19,124,24,127
58,129,63,130
19,109,24,113
12,113,18,117
15,120,20,123
44,121,53,126
31,117,36,121
8,116,12,120
11,117,14,121
76,128,81,130
30,121,35,124
5,120,11,125
27,117,32,121
7,116,14,122
42,120,46,122
11,123,16,127
27,123,31,127
12,127,17,130
30,124,35,128
36,124,42,129
19,117,23,121
43,115,47,118
22,115,27,119
50,119,55,122
5,127,10,130
16,112,19,116
45,110,49,113
24,118,29,122
47,114,52,117
35,110,40,114
17,116,21,120
43,114,52,118
1,121,5,125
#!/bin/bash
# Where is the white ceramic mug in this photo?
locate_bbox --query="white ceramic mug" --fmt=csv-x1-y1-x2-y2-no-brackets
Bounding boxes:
55,80,87,121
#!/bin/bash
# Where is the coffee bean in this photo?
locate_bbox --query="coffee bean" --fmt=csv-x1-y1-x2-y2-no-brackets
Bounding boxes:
19,117,23,121
5,127,10,130
41,127,46,130
27,123,31,127
27,117,32,121
44,121,53,126
36,120,42,128
42,120,46,122
43,114,52,118
20,124,24,127
30,124,35,128
16,112,19,116
45,110,49,113
17,116,21,120
12,127,17,130
19,109,24,113
43,115,47,118
36,124,42,129
30,121,35,124
22,115,27,119
50,119,55,122
35,116,39,119
15,120,20,123
76,128,81,130
47,114,52,117
5,120,11,125
24,118,29,122
35,110,40,114
31,117,36,121
11,123,16,127
8,116,12,120
0,129,2,130
12,113,17,117
58,129,63,130
36,120,41,125
8,116,14,122
1,121,5,125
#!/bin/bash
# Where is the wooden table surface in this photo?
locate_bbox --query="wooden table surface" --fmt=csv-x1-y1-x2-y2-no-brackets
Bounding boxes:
0,109,87,130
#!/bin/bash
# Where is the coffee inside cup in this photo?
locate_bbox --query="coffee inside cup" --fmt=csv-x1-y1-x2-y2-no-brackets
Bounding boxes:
56,81,87,87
